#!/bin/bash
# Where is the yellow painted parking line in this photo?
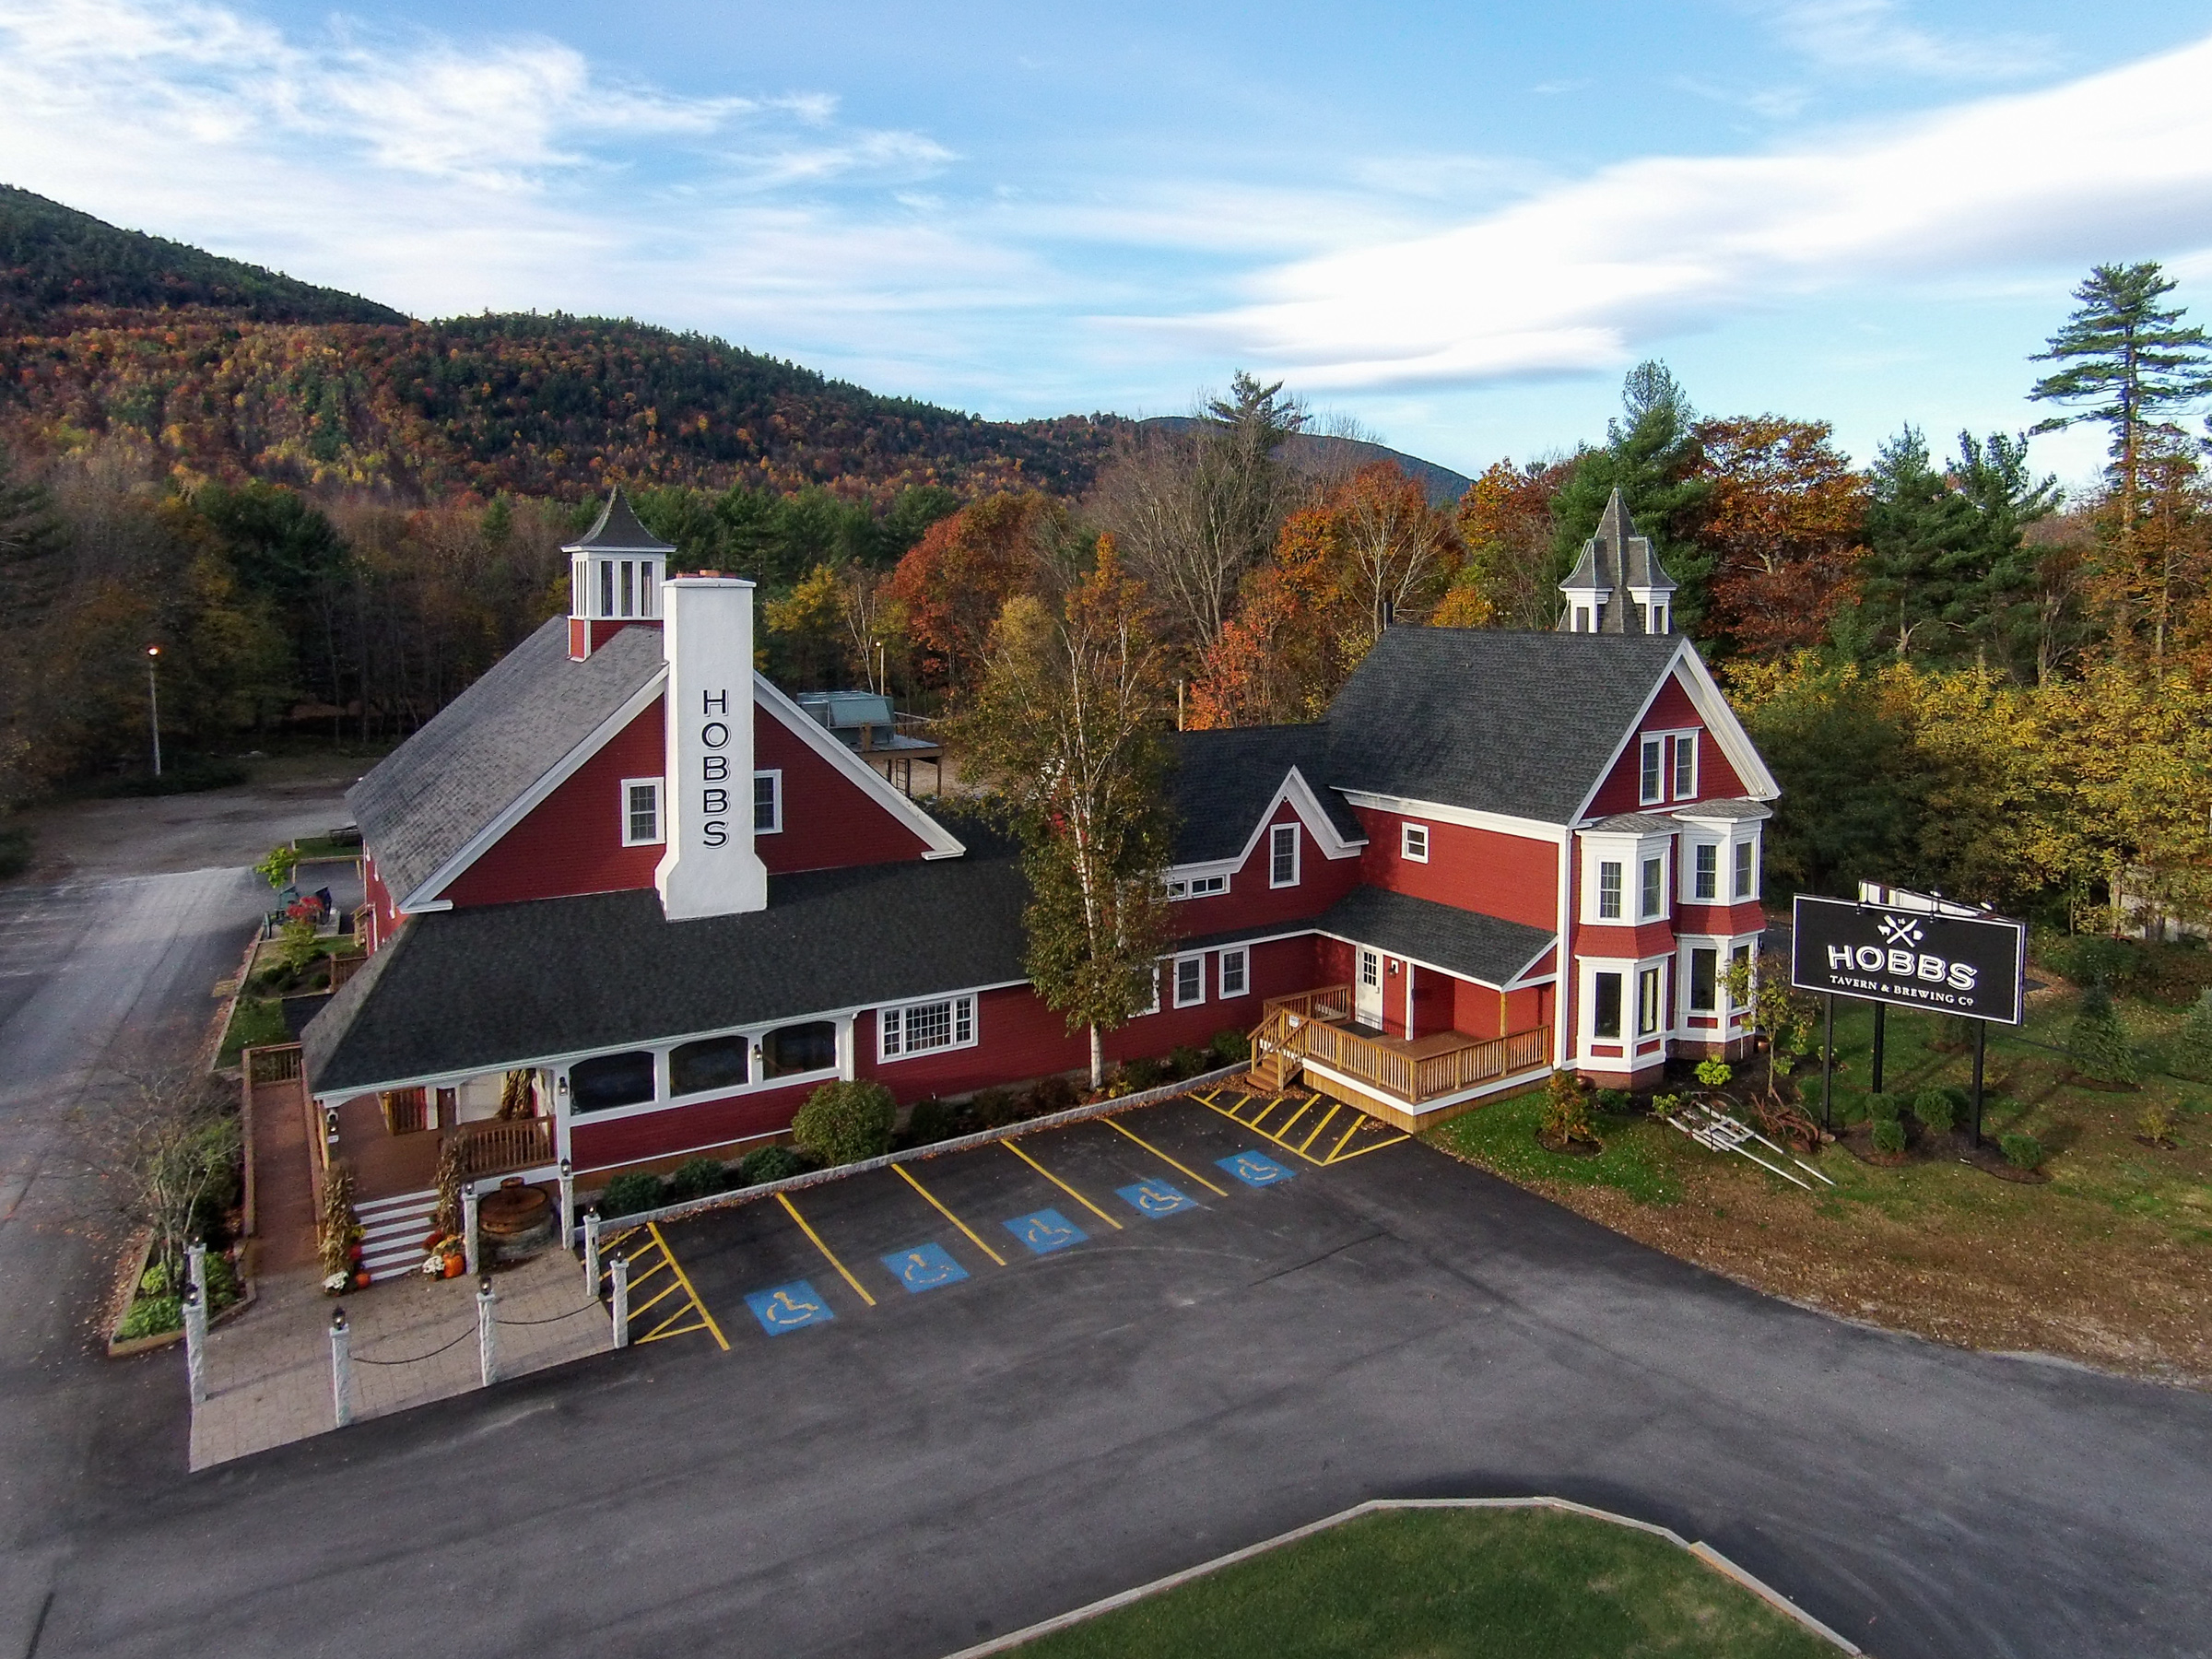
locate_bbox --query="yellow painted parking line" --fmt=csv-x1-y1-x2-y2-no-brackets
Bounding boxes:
1324,1115,1368,1162
1275,1097,1320,1139
896,1163,1008,1266
1244,1094,1289,1128
627,1279,682,1319
646,1224,730,1350
1324,1127,1409,1163
776,1193,878,1307
1103,1116,1230,1196
1003,1138,1124,1230
1295,1101,1345,1156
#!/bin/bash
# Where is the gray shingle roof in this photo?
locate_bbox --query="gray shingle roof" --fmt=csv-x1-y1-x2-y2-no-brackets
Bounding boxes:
1314,886,1555,987
348,618,665,905
1671,797,1771,821
1324,628,1682,824
565,488,675,554
1166,725,1365,865
1559,488,1677,627
303,852,1033,1094
1588,812,1681,833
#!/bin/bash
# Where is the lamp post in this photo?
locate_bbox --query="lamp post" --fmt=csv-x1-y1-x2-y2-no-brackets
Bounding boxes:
144,645,162,778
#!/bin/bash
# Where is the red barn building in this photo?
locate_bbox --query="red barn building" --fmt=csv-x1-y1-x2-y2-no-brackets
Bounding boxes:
303,489,1776,1262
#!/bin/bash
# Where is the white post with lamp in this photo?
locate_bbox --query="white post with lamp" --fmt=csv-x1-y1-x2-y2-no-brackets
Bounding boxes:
144,644,162,778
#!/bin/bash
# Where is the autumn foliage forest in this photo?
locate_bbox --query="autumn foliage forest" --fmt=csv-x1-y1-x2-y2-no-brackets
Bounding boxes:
1,183,2206,934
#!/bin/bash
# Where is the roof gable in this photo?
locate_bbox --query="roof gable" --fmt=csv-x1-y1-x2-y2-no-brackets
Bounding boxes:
1324,629,1686,824
1167,725,1365,865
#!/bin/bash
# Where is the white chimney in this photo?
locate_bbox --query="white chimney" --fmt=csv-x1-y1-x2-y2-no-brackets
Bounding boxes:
656,575,768,922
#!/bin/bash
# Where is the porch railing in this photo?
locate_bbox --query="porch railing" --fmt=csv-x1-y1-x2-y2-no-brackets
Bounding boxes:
245,1043,303,1085
1253,1004,1551,1106
1262,983,1354,1024
449,1117,555,1182
326,952,368,991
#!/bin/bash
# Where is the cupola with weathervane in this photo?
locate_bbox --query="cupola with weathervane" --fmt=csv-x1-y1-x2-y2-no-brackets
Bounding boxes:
1558,488,1676,636
566,488,676,660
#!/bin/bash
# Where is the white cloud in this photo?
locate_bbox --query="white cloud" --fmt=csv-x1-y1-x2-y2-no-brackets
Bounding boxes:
1161,32,2212,391
1758,0,2055,81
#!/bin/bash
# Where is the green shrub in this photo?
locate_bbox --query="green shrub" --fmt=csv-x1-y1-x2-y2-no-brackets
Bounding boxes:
1169,1044,1206,1080
1693,1058,1733,1088
1592,1087,1634,1114
2170,990,2212,1082
116,1295,183,1341
1870,1118,1907,1155
1540,1070,1600,1147
1023,1075,1078,1118
1867,1092,1903,1124
596,1171,666,1218
1122,1056,1167,1091
1208,1028,1250,1065
2000,1132,2045,1171
139,1260,174,1297
2060,935,2143,991
2067,982,2141,1085
971,1087,1020,1129
665,1157,728,1203
905,1097,962,1145
792,1079,897,1165
1912,1088,1957,1134
736,1145,807,1186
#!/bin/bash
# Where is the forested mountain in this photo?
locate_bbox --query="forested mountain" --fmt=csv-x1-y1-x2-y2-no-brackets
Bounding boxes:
0,188,1127,501
0,185,406,328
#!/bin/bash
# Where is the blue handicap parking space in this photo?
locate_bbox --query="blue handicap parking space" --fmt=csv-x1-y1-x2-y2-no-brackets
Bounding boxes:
1218,1150,1296,1187
882,1241,970,1294
1003,1207,1087,1255
745,1279,837,1335
1116,1178,1198,1218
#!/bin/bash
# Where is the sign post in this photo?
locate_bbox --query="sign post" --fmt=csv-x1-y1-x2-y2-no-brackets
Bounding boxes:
1792,892,2027,1146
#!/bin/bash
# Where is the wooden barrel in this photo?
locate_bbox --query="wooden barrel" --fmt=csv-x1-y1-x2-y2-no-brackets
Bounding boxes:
479,1185,555,1262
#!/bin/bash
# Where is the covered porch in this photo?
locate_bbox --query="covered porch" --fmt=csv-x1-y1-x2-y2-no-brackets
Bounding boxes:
1249,985,1554,1132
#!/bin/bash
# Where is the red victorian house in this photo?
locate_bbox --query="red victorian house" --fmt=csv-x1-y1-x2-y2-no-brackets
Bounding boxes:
302,488,1776,1249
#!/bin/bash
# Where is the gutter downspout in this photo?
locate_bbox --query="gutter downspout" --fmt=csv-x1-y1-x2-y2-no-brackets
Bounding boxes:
1554,823,1574,1075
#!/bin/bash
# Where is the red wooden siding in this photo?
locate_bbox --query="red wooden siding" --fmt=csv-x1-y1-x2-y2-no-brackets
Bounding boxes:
1165,802,1359,940
441,702,667,908
362,856,399,951
568,1077,821,1170
1586,674,1749,817
755,711,934,874
1353,806,1559,931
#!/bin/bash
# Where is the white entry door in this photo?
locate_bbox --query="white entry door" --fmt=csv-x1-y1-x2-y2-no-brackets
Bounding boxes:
1355,948,1383,1029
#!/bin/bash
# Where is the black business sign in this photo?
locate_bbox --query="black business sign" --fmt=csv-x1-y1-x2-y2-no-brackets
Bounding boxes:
1791,895,2026,1025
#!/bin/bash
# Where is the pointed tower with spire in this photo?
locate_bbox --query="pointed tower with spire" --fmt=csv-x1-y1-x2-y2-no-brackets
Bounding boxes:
1557,488,1677,636
565,488,677,660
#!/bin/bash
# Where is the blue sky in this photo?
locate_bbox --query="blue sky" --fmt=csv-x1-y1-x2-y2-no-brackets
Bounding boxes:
6,0,2212,488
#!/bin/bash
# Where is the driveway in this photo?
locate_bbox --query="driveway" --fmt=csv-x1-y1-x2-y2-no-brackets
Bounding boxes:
18,1090,2212,1658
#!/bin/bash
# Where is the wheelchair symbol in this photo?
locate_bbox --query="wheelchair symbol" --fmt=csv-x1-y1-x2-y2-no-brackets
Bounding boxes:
1003,1208,1087,1254
745,1280,836,1335
1116,1179,1196,1218
1218,1151,1294,1187
883,1242,970,1293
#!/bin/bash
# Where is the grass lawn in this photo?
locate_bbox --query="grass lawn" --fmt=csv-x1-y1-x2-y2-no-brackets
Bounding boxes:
1427,979,2212,1385
218,996,289,1066
289,834,361,862
1006,1507,1839,1659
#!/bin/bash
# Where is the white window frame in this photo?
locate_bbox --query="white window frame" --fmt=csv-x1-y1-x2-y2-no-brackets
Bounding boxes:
1652,603,1667,634
1637,963,1665,1037
1689,841,1719,901
1672,733,1698,800
1687,945,1719,1013
1638,735,1665,806
1138,963,1161,1017
1586,963,1626,1041
1597,860,1623,920
877,993,978,1063
1218,947,1249,999
1574,606,1591,632
1733,838,1758,900
1401,822,1430,864
1172,954,1206,1008
1640,855,1665,921
1166,873,1230,901
753,769,782,835
620,776,665,847
1269,822,1300,888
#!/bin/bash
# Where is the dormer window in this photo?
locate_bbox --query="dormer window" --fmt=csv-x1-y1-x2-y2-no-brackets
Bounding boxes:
1639,736,1665,805
1574,607,1591,632
1652,604,1668,633
1672,733,1698,799
1270,822,1300,888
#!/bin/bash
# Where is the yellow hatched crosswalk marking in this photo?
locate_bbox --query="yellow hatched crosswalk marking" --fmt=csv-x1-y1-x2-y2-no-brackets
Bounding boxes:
602,1220,729,1349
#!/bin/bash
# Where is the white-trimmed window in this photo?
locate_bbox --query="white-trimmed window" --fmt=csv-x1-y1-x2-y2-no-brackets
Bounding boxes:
1574,606,1591,632
1138,964,1161,1016
878,994,976,1061
1638,965,1665,1036
1734,840,1757,900
1173,955,1206,1007
1639,735,1665,805
1269,822,1300,888
1652,604,1667,634
1688,947,1718,1013
753,770,782,834
1166,874,1229,901
1672,733,1698,799
1401,823,1430,863
1598,860,1624,920
1691,842,1719,900
1219,947,1248,999
621,777,664,846
1641,856,1665,920
1591,971,1623,1040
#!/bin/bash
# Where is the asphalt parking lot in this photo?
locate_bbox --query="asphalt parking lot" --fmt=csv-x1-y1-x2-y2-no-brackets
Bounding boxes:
644,1088,1408,1350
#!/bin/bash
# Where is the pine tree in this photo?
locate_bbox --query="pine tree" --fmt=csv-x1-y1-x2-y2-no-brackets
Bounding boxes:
1550,362,1712,627
2030,263,2212,660
2066,981,2141,1086
2171,988,2212,1082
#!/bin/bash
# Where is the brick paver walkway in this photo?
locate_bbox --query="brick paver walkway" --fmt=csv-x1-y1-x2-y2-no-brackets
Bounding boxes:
190,1250,610,1469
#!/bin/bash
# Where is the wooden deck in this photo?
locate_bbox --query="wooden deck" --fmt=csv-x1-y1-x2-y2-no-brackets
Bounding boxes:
1251,988,1552,1131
